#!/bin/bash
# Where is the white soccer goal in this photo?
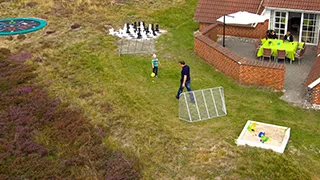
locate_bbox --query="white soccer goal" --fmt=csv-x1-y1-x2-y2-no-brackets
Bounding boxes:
179,87,227,122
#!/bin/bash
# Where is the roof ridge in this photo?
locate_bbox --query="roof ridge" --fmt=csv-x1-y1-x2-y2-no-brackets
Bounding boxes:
194,0,320,23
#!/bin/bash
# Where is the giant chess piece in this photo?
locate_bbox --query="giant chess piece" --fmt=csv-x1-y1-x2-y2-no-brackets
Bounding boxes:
126,23,130,34
151,24,156,36
129,23,135,37
134,22,137,33
137,27,142,39
147,24,153,37
142,21,145,28
140,22,144,31
155,24,159,33
145,25,149,34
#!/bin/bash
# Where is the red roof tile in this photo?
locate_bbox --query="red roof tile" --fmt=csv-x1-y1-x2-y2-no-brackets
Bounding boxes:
194,0,262,23
263,0,320,11
194,0,320,23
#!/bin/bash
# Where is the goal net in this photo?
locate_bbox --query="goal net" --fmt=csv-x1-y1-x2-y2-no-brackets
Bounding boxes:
179,87,227,122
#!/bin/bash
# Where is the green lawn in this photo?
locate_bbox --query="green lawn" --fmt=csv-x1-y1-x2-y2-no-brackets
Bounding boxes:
1,0,320,179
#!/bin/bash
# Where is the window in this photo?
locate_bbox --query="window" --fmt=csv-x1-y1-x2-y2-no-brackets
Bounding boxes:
274,11,287,39
301,13,319,44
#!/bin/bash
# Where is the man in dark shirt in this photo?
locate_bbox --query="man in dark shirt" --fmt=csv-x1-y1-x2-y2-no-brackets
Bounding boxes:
266,30,278,39
176,61,194,102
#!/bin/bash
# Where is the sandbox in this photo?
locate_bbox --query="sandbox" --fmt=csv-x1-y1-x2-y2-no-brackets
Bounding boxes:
236,120,290,153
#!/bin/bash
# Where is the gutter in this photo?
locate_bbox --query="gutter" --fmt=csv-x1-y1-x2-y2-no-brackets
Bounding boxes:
266,7,320,13
308,77,320,89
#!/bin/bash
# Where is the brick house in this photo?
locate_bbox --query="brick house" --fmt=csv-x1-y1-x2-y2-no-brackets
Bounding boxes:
193,0,320,106
305,48,320,107
194,0,320,44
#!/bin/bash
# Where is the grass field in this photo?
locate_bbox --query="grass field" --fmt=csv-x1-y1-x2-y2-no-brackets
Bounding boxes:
1,0,320,179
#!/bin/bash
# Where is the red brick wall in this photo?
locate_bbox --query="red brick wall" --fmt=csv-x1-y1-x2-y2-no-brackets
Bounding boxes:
194,25,285,90
199,23,212,31
194,35,240,80
312,85,320,104
239,61,284,90
199,20,268,39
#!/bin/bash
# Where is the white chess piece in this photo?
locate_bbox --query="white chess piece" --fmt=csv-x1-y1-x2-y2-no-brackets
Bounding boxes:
146,24,152,38
108,28,115,35
148,24,152,32
118,28,125,38
129,24,135,35
123,23,127,31
141,30,148,39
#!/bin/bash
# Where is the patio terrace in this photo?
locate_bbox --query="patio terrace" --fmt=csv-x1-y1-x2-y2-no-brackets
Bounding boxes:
217,36,318,106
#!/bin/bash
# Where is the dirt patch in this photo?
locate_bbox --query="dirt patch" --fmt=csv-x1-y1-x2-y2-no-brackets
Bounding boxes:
79,92,94,99
0,48,11,58
17,34,26,40
100,102,113,114
26,2,38,8
71,23,81,30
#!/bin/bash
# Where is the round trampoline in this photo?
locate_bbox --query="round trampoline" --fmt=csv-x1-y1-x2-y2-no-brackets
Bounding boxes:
0,17,47,36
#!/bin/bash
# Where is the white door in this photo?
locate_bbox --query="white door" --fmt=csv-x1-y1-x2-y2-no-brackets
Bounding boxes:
274,11,288,39
301,13,320,44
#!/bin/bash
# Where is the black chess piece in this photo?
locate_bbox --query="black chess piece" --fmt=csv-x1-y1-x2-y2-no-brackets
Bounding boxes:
126,23,130,34
134,22,137,32
151,24,156,36
155,24,159,32
142,21,145,28
153,29,156,36
145,25,149,34
138,21,140,28
137,27,142,39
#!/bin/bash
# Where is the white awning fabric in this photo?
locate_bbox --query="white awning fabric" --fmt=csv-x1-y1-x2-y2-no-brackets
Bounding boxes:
217,11,269,25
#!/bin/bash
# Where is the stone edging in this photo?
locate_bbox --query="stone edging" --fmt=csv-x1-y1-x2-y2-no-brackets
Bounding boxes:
217,35,257,44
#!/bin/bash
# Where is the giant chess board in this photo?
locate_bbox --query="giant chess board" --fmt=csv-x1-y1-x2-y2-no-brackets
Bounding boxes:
109,21,165,40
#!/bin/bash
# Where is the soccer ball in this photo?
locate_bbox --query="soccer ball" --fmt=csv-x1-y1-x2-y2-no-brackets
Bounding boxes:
150,72,155,77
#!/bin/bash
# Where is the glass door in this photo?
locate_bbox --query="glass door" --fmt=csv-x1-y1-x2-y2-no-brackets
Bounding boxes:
301,13,320,44
274,11,288,39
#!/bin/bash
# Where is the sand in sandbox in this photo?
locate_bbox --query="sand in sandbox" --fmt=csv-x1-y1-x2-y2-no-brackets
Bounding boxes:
242,123,288,147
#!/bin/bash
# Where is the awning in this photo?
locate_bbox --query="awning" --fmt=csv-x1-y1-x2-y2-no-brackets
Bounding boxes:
217,11,269,25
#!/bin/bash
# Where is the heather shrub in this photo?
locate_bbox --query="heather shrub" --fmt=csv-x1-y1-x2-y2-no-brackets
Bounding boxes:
0,58,140,179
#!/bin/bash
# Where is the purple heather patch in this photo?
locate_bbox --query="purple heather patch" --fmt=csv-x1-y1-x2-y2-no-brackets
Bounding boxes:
9,52,33,63
18,86,33,94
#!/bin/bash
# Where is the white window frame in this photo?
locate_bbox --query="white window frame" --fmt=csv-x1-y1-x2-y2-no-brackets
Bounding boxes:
267,7,320,45
273,10,288,39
